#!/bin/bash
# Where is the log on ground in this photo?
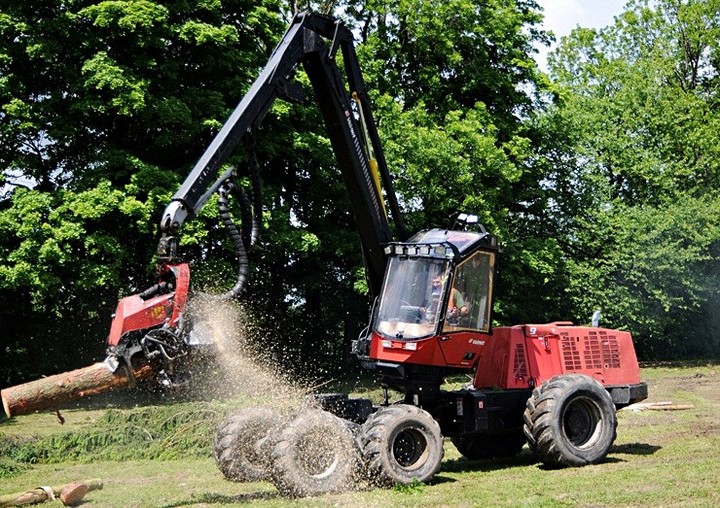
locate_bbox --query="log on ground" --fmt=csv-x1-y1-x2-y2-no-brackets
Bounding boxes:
1,362,158,417
0,478,102,507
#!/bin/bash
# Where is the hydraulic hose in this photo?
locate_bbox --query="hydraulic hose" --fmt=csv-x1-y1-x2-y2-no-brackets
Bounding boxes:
211,141,262,300
217,180,250,300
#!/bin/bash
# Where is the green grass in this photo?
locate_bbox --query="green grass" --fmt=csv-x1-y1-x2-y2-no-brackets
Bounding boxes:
1,363,719,507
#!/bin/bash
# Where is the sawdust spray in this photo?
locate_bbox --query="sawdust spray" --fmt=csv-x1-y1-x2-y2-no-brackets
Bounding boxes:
183,294,366,494
183,294,308,407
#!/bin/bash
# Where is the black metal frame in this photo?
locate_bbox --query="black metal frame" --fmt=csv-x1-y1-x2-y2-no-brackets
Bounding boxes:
160,11,407,296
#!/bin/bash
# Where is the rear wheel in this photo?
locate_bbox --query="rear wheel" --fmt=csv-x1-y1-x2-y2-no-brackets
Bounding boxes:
523,374,617,467
213,407,283,482
452,431,526,460
359,404,443,486
270,409,359,497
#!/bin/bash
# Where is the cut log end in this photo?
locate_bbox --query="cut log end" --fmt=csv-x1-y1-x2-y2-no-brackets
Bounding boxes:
59,482,89,506
2,396,10,420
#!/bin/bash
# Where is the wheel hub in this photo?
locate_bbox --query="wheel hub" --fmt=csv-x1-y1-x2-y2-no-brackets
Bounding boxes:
392,428,429,470
563,396,602,449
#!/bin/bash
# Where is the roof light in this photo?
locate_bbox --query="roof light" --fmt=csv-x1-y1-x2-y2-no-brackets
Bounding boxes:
454,212,482,231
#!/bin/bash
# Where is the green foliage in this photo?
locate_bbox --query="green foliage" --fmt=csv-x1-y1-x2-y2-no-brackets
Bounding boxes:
0,0,284,385
393,477,425,494
379,97,523,232
542,0,720,357
0,403,223,478
354,0,548,126
0,181,155,311
0,434,31,478
0,0,569,384
565,194,720,358
80,51,150,115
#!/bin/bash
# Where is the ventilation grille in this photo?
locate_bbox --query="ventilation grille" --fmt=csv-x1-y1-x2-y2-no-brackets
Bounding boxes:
601,333,621,368
561,333,582,371
583,331,604,369
582,330,622,369
514,343,528,379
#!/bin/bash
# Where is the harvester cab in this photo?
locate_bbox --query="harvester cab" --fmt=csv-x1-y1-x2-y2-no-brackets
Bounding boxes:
353,220,499,397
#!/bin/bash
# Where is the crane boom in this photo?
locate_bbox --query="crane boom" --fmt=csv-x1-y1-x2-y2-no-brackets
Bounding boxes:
158,11,406,295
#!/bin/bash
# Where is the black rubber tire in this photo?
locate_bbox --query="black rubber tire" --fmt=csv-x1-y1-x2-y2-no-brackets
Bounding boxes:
451,431,526,460
523,374,617,467
269,409,359,497
213,407,283,482
359,404,444,486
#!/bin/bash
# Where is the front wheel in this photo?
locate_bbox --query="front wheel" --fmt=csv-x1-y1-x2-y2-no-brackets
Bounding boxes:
523,374,617,467
359,404,443,486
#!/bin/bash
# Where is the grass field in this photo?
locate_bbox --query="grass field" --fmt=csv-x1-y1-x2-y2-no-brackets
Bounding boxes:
1,362,718,507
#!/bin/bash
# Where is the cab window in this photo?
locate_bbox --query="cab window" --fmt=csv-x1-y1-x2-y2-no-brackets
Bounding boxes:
442,251,494,333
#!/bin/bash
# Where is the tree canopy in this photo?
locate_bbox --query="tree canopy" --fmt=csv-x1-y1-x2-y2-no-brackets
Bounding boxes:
2,0,719,387
541,0,720,358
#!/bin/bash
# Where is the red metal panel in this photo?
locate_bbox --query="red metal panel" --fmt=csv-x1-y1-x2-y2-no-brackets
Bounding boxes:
473,325,536,389
370,331,491,371
106,263,191,347
106,294,173,346
369,331,442,365
472,322,642,390
521,323,641,386
369,321,642,389
437,331,490,368
168,263,190,326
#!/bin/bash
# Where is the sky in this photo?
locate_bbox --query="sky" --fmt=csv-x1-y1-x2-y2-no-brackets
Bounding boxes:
534,0,628,71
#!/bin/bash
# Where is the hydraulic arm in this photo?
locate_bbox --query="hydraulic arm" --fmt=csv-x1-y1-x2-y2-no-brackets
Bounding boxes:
158,11,406,295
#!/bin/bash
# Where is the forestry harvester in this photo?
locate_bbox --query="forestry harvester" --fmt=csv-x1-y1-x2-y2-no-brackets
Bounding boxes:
1,11,647,497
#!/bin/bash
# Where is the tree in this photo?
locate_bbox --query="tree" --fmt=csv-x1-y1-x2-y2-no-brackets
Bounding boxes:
0,0,286,385
0,0,555,385
346,0,565,324
541,0,720,358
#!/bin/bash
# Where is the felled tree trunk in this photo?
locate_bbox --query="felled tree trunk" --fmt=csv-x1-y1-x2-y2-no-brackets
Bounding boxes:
1,361,158,417
0,478,103,507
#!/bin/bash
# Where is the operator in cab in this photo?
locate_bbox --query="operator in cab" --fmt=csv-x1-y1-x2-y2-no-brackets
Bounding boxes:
424,276,468,325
